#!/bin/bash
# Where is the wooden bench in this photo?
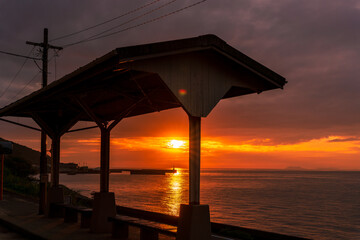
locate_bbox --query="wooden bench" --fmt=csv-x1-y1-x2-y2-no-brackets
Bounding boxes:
63,205,93,228
108,215,177,240
50,203,93,228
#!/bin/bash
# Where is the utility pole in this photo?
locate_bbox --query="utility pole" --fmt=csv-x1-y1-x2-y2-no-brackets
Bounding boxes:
26,28,62,214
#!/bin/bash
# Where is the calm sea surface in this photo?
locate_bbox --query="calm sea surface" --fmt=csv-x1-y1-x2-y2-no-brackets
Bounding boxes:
60,170,360,240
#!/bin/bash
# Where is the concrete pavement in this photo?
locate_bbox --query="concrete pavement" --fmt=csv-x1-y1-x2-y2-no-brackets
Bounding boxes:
0,191,172,240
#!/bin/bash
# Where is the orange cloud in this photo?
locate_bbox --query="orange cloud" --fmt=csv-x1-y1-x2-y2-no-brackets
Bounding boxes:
53,135,360,169
75,135,360,155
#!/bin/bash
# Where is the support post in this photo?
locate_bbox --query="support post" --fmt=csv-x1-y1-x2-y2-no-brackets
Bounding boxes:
189,115,201,205
75,97,141,233
0,154,3,200
46,134,64,217
100,128,110,193
51,135,60,187
90,128,116,233
176,114,210,240
45,121,77,217
39,130,47,214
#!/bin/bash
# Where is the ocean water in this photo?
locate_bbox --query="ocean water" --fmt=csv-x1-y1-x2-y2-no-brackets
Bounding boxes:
59,170,360,240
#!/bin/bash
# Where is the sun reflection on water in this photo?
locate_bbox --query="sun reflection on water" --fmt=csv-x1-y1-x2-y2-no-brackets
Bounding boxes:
163,170,186,216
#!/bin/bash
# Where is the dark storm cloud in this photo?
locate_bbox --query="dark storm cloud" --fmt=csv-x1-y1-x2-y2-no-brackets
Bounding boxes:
0,0,359,146
196,0,360,143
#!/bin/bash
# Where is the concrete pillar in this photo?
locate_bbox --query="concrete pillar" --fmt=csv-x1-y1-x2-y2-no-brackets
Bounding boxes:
90,192,116,233
176,204,211,240
46,186,64,217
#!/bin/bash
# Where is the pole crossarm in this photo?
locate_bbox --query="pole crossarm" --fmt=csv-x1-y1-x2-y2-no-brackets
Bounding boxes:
26,41,63,51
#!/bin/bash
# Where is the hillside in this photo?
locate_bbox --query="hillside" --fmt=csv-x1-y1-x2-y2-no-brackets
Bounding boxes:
0,137,50,167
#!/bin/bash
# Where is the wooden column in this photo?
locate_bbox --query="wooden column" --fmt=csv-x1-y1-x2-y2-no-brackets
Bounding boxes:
188,115,201,205
51,135,61,187
76,97,141,194
39,130,47,214
0,154,3,200
75,98,143,233
100,128,110,193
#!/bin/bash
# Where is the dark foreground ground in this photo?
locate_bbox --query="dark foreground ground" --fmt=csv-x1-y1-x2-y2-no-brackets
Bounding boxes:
0,191,145,240
0,191,310,240
0,191,230,240
0,224,28,240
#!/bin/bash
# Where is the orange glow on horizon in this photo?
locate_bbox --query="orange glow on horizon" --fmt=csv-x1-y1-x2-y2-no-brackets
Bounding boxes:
76,135,360,154
65,135,360,169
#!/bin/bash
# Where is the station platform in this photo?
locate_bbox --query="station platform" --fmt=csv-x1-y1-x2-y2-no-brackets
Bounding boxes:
0,191,173,240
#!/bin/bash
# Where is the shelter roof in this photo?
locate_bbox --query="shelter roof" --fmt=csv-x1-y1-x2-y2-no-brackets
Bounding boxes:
0,34,286,124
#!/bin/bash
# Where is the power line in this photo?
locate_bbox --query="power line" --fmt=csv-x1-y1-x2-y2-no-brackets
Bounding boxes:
10,70,41,102
64,0,177,47
4,52,58,106
0,50,41,60
50,0,162,42
0,46,36,100
63,0,207,48
2,0,207,104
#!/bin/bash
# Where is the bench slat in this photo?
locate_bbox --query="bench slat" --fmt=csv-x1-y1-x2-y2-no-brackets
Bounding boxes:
109,215,177,237
52,203,93,228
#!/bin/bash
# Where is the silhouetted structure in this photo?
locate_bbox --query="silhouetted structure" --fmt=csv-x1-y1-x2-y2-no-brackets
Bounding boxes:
0,34,286,239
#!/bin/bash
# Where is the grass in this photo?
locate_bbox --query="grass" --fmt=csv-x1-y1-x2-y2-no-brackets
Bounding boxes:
4,169,39,198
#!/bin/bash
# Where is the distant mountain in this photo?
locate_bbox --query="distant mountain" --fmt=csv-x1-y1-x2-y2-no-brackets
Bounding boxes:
0,137,50,166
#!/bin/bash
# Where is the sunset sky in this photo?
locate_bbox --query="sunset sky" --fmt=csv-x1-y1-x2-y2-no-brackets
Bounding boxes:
0,0,359,170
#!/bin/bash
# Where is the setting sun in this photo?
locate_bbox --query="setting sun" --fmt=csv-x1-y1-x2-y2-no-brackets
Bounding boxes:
167,140,186,149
